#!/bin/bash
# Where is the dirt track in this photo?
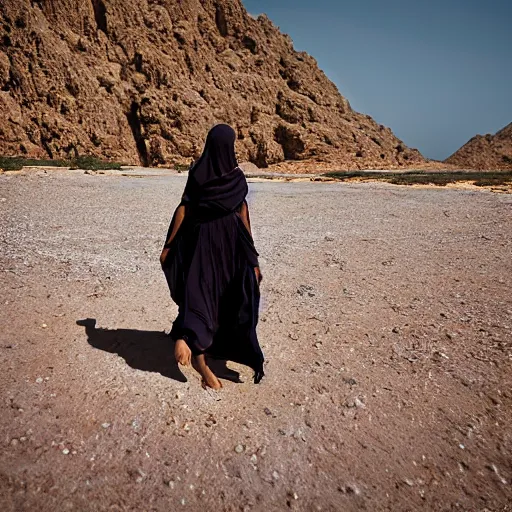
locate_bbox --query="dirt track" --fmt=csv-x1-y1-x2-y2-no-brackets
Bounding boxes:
1,169,511,511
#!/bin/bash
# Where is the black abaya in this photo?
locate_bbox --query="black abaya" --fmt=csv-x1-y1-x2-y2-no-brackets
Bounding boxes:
161,125,264,383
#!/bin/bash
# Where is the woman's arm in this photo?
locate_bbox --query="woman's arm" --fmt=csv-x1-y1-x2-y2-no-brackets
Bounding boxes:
160,204,186,266
239,200,252,236
239,200,262,284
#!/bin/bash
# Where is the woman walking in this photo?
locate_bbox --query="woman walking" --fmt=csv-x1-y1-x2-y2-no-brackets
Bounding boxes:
160,124,264,390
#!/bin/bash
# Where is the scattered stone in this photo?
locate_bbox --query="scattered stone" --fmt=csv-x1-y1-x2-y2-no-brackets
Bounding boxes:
325,234,335,242
35,377,43,383
297,284,314,297
235,444,244,454
403,478,414,487
345,397,365,409
344,483,361,495
343,378,357,386
272,470,280,480
489,463,508,485
250,454,258,465
354,397,365,409
62,448,70,455
205,414,217,427
264,407,272,416
392,327,399,334
101,422,111,429
41,323,47,328
10,438,19,447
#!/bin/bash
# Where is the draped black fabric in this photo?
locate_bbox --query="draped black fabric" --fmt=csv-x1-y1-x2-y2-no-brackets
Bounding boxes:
162,125,264,383
181,124,248,213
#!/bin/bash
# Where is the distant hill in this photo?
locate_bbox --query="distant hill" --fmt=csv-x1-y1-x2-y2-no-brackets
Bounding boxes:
445,123,512,170
0,0,425,169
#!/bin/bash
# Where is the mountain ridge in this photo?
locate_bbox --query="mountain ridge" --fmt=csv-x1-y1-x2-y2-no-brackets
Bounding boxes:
445,122,512,170
0,0,426,169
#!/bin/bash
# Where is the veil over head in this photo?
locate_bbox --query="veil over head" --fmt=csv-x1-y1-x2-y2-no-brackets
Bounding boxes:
182,124,248,212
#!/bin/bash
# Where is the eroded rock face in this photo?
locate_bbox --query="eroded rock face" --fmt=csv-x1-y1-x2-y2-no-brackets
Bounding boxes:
446,123,512,170
0,0,425,168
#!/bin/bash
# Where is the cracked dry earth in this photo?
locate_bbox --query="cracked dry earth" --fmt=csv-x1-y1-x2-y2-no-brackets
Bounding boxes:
0,169,511,511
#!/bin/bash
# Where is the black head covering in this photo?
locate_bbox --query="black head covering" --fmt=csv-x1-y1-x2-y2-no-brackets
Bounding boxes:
182,124,248,212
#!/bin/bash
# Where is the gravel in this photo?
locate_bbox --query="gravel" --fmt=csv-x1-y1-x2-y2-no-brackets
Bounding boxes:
0,170,511,510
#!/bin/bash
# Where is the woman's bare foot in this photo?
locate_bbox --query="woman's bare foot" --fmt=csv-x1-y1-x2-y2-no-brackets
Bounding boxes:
174,339,191,366
192,355,222,390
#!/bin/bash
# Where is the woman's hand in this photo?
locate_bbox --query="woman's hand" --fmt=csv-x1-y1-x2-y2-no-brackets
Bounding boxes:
160,248,170,267
254,267,263,284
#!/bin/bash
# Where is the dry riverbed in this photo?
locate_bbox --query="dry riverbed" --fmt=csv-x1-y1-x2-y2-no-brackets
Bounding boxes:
1,169,511,511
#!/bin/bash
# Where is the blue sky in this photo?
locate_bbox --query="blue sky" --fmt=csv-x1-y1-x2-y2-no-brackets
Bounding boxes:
243,0,512,160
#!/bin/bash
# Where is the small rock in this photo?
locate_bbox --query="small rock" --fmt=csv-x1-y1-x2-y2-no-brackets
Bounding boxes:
354,398,365,409
234,444,244,454
10,438,19,447
272,470,280,480
345,484,361,495
343,378,357,386
392,327,399,334
325,235,334,242
403,478,414,487
297,284,314,297
41,324,47,328
62,448,70,455
101,422,111,429
250,454,258,465
180,498,186,506
35,377,43,383
264,407,272,416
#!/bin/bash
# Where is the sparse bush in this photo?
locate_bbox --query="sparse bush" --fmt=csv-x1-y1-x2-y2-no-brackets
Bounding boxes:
324,170,512,188
0,155,122,171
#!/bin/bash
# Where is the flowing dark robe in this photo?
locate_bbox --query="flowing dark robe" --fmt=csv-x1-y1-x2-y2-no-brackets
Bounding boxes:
161,125,264,383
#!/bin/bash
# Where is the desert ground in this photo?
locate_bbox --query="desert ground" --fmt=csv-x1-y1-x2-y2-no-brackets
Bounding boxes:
1,168,511,511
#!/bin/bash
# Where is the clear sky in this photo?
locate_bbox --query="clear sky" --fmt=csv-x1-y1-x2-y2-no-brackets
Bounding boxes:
243,0,512,160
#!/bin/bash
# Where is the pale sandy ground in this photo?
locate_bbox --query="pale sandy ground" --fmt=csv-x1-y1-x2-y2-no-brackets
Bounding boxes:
1,169,511,511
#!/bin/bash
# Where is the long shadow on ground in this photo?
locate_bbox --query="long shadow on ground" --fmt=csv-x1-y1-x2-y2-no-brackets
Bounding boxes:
77,318,242,384
77,318,187,382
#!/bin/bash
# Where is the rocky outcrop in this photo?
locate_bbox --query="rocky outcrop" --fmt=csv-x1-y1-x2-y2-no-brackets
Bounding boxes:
0,0,425,168
445,123,512,170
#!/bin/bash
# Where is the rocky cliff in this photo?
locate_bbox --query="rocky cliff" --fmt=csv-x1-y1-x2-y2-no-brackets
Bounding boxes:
0,0,425,169
445,123,512,170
